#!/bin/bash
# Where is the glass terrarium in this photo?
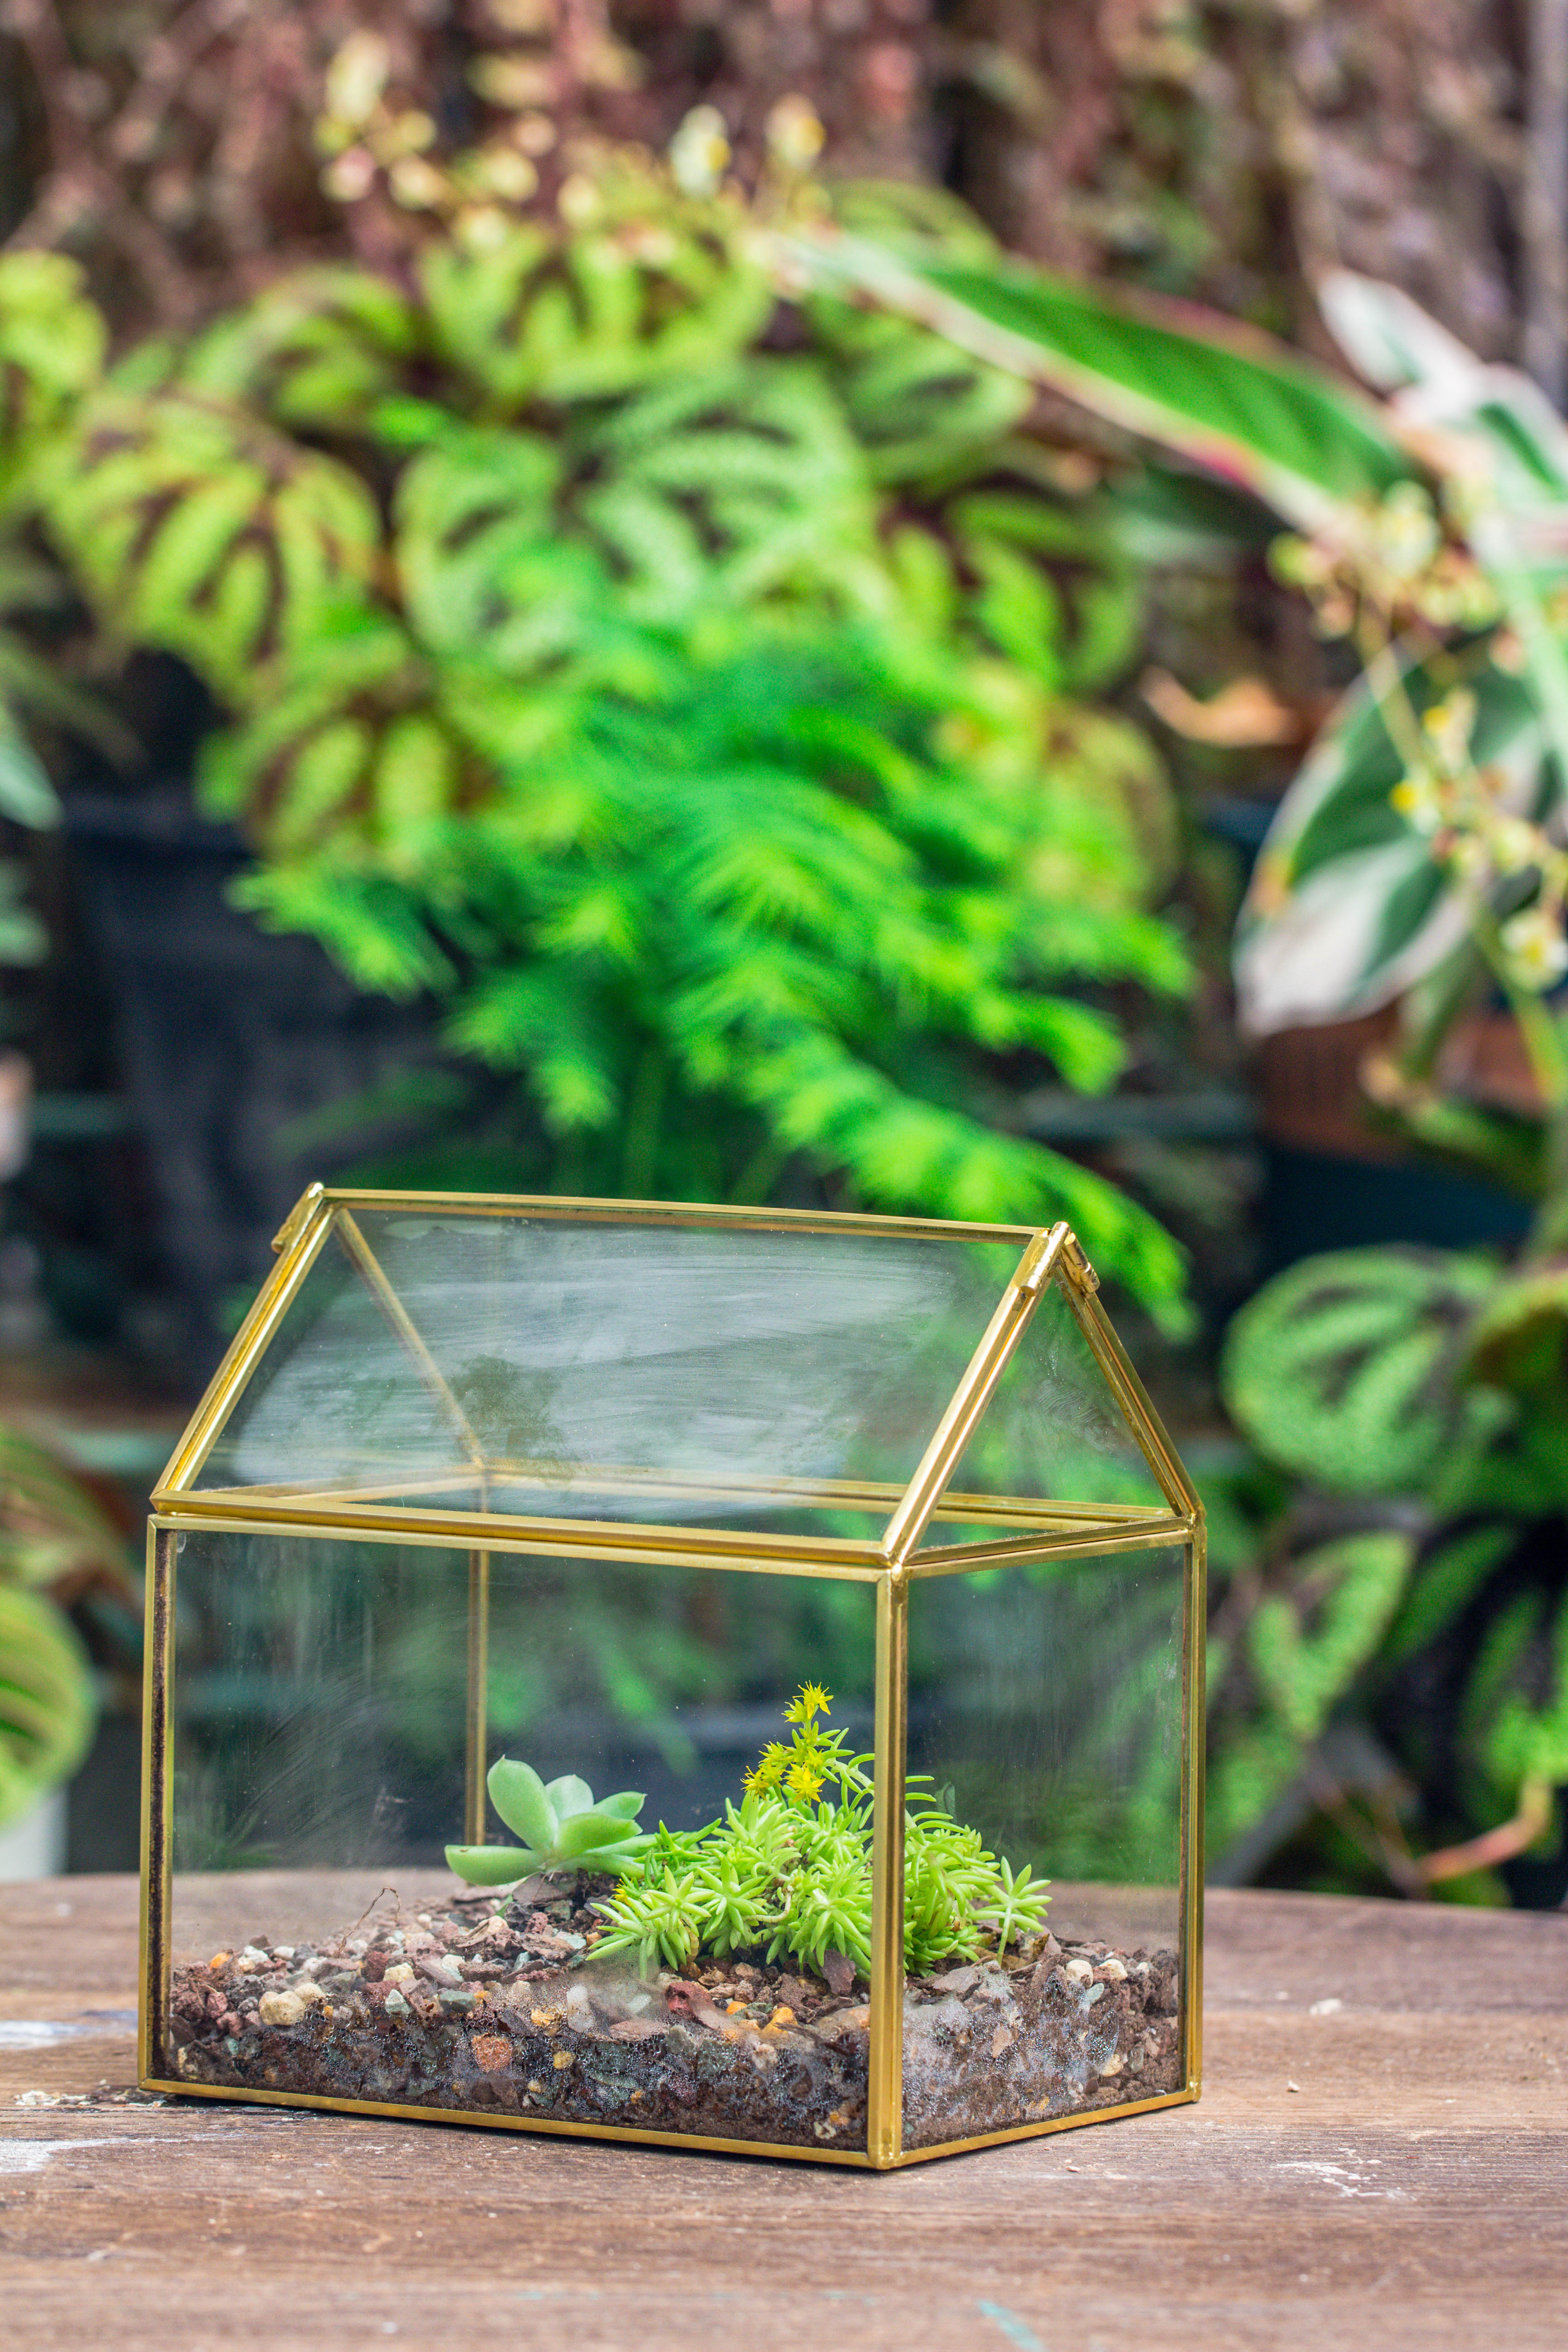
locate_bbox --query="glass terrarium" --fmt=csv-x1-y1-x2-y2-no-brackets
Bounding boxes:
139,1187,1204,2167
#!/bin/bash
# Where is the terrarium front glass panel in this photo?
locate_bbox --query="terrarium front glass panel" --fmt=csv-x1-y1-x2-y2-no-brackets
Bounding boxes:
188,1210,1030,1536
163,1526,893,2151
902,1545,1186,2149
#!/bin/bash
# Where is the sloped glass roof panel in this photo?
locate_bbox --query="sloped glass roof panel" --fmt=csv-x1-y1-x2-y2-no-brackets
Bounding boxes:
916,1273,1171,1550
187,1205,1029,1531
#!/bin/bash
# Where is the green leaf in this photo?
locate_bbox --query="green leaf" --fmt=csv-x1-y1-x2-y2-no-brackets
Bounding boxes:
1222,1246,1501,1494
443,1842,534,1886
542,1772,594,1820
0,1584,96,1832
44,389,383,701
485,1755,558,1849
786,234,1412,531
595,1788,646,1821
555,1808,641,1857
1247,1532,1414,1744
1235,651,1543,1031
0,711,60,829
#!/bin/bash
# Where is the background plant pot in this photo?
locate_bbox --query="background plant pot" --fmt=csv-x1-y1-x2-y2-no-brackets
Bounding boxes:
1255,1014,1534,1266
64,790,439,1377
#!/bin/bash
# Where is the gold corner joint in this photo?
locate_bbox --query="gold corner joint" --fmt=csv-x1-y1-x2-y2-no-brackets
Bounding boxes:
1059,1231,1100,1294
271,1181,326,1255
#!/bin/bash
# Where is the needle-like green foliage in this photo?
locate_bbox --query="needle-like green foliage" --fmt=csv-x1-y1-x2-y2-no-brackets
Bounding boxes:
593,1685,1050,1980
445,1756,653,1885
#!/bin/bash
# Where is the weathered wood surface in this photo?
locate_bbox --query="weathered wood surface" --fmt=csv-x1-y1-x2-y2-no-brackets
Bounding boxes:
2,1877,1564,2348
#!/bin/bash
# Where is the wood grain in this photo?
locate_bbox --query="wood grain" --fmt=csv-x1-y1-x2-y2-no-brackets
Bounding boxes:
2,1877,1565,2349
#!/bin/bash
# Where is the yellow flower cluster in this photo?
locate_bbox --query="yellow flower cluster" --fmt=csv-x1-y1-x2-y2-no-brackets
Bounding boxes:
1391,691,1568,993
742,1684,837,1806
1273,484,1499,642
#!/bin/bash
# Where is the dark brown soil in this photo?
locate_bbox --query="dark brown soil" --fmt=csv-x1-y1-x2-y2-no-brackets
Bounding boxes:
163,1877,1181,2152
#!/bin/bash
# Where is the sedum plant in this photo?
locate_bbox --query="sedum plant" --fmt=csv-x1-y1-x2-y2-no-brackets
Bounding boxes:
446,1756,653,1886
593,1685,1050,1980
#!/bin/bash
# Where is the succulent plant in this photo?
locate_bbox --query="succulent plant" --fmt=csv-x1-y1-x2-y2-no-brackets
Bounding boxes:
445,1757,653,1886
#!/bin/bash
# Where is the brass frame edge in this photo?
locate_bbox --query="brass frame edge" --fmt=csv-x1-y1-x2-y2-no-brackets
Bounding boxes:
145,1507,891,1580
135,2078,880,2164
137,1524,174,2086
907,1514,1194,1576
866,1567,908,2166
144,1504,1195,1582
1181,1522,1207,2098
132,2076,1196,2167
887,2087,1198,2165
882,1226,1063,1562
464,1548,490,1848
318,1187,1038,1245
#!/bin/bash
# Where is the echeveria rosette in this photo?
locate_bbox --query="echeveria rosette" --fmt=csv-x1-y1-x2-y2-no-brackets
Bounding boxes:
445,1756,653,1886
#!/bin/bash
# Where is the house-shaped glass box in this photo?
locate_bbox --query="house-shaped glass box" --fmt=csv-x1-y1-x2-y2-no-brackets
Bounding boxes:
141,1187,1204,2167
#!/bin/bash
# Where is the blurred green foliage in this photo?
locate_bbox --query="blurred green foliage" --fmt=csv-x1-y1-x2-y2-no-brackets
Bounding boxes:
0,153,1197,1313
0,1426,136,1832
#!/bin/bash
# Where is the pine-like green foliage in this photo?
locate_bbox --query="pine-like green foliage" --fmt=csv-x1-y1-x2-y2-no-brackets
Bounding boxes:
5,163,1194,1307
593,1684,1050,1979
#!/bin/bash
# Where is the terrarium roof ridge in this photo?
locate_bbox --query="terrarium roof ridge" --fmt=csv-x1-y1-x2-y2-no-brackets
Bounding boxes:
308,1184,1044,1245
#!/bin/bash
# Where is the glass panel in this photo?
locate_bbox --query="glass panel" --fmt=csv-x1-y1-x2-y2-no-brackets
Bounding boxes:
925,1277,1165,1545
162,1527,878,2153
193,1210,1021,1538
902,1545,1186,2150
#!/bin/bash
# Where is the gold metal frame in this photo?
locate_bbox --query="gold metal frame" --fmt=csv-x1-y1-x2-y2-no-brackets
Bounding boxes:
139,1186,1205,2168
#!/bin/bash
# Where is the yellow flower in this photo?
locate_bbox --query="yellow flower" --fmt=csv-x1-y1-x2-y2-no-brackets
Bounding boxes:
1500,903,1568,991
1391,769,1446,834
786,1760,825,1803
745,1741,791,1794
783,1682,832,1726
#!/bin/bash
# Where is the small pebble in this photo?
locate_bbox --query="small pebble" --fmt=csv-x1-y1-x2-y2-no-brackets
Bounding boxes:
1064,1959,1093,1984
382,1963,416,1987
383,1990,410,2019
1097,1958,1128,1983
552,2050,573,2071
258,1989,308,2028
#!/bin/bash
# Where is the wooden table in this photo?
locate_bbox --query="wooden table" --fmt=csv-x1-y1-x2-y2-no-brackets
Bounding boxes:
2,1877,1564,2348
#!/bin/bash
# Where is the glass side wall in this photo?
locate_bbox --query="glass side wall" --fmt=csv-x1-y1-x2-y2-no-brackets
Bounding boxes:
192,1211,1030,1540
902,1545,1187,2151
162,1527,879,2153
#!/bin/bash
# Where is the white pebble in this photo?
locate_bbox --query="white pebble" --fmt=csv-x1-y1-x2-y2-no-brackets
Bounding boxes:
1064,1959,1093,1984
382,1963,415,1986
